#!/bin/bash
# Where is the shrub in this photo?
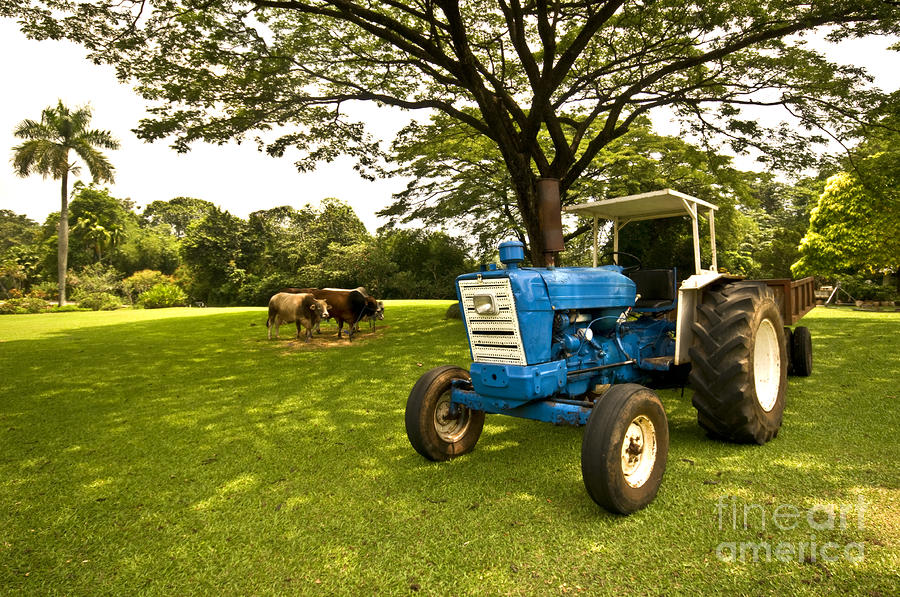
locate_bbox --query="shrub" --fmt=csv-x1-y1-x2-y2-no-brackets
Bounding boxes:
30,281,60,301
138,283,187,309
837,275,898,302
123,270,173,303
78,292,121,311
0,297,50,314
49,305,86,313
69,263,122,299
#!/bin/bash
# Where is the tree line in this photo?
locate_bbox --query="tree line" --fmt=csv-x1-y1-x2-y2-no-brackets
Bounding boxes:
4,97,898,312
0,189,473,309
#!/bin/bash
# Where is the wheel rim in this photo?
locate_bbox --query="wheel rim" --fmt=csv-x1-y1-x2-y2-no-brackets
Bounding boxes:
434,392,471,442
754,318,781,412
621,415,657,488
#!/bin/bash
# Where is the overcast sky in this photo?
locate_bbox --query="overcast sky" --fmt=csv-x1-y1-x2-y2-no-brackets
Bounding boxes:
1,18,897,233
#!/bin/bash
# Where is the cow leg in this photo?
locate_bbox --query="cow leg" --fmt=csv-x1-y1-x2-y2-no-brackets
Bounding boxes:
273,317,281,339
296,320,302,339
305,325,312,343
337,319,344,338
267,316,273,340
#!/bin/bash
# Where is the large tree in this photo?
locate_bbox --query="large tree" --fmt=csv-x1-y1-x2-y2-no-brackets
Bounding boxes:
792,101,900,284
383,113,758,267
10,101,119,305
792,164,900,283
6,2,897,264
142,197,216,238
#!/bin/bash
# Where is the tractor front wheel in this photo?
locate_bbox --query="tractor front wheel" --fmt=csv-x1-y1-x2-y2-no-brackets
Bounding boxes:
582,384,669,514
689,281,787,444
405,365,485,461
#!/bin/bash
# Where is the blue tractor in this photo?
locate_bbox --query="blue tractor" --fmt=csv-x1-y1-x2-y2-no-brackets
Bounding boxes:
405,189,814,514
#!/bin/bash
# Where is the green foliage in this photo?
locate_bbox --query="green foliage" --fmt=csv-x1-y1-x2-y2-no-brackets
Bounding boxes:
68,262,122,299
387,114,762,271
836,275,898,302
379,230,472,299
77,291,121,311
7,2,895,264
47,304,86,313
0,209,40,253
233,272,300,307
142,197,216,237
793,167,900,278
179,206,247,304
0,258,27,298
138,283,188,309
29,280,59,301
0,296,48,314
67,184,133,265
123,270,174,302
110,223,181,276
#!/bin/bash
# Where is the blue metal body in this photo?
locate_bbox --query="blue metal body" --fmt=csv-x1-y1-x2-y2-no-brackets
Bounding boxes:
453,241,676,425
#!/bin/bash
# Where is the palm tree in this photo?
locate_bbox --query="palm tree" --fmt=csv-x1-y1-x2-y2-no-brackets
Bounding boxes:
11,101,119,306
73,214,124,264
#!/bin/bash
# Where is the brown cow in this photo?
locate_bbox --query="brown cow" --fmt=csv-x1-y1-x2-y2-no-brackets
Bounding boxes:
267,292,329,342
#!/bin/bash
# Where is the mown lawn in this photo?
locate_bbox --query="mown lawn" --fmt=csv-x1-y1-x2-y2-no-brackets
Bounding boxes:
0,304,897,595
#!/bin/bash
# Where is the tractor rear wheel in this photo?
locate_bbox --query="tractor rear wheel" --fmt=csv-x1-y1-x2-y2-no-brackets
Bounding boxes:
405,365,485,461
581,384,669,514
689,281,787,444
790,326,813,377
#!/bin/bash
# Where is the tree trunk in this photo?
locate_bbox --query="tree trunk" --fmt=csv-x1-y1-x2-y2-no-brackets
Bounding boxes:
58,168,69,307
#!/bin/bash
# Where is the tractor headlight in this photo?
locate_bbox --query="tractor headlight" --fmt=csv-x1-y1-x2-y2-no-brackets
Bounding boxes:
473,294,498,315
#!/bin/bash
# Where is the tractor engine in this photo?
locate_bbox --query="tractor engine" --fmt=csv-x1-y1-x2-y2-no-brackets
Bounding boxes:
455,241,676,412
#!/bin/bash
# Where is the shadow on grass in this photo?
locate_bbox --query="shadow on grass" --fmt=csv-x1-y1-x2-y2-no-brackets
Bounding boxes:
1,305,897,594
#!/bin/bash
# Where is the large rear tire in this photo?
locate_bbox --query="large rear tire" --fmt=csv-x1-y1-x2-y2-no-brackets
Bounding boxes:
582,384,669,514
405,366,485,461
689,281,787,444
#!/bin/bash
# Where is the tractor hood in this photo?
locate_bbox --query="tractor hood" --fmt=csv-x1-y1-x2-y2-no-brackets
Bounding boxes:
536,267,635,311
456,266,635,312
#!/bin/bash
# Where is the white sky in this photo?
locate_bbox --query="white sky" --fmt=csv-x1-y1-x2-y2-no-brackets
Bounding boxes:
1,18,897,233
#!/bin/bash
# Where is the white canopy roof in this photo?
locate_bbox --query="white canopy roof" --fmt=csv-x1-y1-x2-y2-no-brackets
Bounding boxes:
564,188,719,273
563,188,717,222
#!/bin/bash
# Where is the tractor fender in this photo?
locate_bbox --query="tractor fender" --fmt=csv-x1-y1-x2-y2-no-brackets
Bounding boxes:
673,272,742,365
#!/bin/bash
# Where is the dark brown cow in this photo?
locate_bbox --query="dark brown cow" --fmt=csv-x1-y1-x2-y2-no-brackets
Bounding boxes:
353,296,384,333
267,292,329,342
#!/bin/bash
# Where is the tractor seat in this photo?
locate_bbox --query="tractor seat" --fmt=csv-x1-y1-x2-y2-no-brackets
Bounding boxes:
628,269,677,310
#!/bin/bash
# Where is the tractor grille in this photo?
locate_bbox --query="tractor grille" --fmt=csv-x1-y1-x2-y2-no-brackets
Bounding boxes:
458,277,527,365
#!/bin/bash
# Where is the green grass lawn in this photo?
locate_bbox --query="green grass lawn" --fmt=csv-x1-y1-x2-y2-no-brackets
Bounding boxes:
1,304,897,595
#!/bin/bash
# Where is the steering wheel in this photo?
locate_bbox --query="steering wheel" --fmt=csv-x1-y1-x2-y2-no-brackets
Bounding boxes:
600,251,642,274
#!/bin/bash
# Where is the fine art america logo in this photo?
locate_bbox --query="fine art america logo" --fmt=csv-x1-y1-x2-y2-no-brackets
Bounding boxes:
715,495,866,563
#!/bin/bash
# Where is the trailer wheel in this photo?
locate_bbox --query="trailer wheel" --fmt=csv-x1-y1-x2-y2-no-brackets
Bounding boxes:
581,384,669,514
689,281,787,444
791,326,813,377
405,365,485,461
783,327,794,375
